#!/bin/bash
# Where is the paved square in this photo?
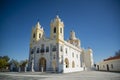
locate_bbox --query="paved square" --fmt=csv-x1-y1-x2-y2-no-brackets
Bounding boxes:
0,71,120,80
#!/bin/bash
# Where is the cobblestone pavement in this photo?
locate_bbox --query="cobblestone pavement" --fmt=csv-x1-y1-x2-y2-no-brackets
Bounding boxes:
0,71,120,80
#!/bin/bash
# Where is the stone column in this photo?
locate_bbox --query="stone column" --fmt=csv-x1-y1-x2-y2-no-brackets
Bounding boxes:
31,59,34,72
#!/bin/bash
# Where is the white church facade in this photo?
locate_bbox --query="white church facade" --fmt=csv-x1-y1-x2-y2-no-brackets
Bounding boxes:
28,15,94,73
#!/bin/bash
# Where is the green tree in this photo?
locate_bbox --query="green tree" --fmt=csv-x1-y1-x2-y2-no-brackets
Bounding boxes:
0,56,10,70
0,59,8,69
20,59,28,67
2,56,10,62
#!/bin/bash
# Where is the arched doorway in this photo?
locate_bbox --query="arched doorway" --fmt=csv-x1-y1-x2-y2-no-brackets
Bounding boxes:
97,65,99,70
39,57,46,72
65,58,69,68
106,64,109,71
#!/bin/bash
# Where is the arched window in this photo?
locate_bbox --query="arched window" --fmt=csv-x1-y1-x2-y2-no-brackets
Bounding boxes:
41,44,45,53
33,33,35,38
31,49,34,54
60,28,62,33
65,58,69,68
46,46,49,52
60,46,63,52
65,48,67,54
72,61,75,68
37,48,39,53
52,45,56,51
72,52,74,57
39,33,41,38
54,27,56,33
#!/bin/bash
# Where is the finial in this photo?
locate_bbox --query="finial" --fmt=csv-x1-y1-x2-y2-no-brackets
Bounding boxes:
56,15,59,18
36,20,41,29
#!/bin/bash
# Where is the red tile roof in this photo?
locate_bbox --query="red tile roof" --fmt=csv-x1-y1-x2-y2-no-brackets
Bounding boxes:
104,55,120,61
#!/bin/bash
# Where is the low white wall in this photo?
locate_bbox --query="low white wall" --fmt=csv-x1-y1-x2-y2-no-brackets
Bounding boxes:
63,67,83,73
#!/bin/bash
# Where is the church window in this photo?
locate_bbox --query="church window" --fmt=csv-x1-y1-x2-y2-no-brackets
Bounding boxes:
72,61,75,68
52,45,56,51
37,48,39,53
33,33,35,38
60,28,62,33
31,49,34,54
40,48,45,53
72,52,74,57
54,27,56,33
39,33,41,38
60,46,63,52
46,46,49,52
65,48,67,54
40,44,45,53
65,58,69,68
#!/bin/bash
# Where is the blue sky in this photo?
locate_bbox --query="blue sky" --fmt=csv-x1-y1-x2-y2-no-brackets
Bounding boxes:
0,0,120,63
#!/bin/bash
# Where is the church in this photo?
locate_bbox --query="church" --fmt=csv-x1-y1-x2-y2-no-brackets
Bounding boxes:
28,15,94,73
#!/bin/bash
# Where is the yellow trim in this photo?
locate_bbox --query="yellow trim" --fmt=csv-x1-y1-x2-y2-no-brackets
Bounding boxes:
57,39,64,43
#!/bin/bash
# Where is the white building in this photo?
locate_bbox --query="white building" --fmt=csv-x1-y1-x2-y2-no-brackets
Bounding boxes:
28,15,94,73
96,56,120,72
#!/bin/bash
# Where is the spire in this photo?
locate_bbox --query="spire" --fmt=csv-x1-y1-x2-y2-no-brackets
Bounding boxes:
56,15,59,19
55,15,61,21
36,21,41,29
50,15,63,24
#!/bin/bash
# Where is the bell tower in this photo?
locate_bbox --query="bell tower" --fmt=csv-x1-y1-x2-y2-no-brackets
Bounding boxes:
50,15,64,41
68,30,81,47
30,22,44,46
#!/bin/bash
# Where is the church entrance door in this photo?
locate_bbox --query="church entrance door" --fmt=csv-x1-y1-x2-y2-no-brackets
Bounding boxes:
97,65,99,70
106,64,109,71
39,57,46,72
